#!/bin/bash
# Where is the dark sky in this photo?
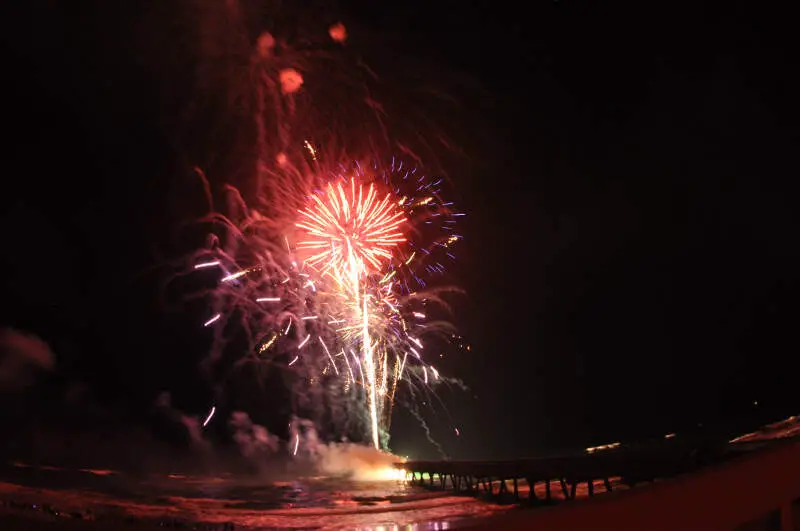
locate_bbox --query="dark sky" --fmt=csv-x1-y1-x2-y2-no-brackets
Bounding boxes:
2,2,799,462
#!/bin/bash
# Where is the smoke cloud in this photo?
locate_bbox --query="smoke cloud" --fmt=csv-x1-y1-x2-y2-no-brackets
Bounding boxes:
315,442,402,481
0,328,55,392
154,392,211,452
286,418,402,481
222,413,402,482
230,411,280,458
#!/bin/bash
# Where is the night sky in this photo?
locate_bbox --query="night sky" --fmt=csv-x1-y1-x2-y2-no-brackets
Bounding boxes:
2,2,799,464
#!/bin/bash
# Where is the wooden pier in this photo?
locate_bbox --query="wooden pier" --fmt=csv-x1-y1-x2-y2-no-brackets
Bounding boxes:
395,437,763,504
467,441,800,531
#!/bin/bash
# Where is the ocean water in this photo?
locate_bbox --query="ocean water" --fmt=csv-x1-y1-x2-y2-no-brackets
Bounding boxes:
0,462,512,529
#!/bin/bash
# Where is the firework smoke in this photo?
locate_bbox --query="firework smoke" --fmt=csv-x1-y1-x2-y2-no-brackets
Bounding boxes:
230,411,281,458
0,328,55,393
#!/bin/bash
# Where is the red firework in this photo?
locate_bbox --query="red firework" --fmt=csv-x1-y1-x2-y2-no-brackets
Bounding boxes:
296,178,407,279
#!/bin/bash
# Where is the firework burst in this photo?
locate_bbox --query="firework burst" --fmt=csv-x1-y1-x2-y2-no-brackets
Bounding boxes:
178,14,465,452
187,158,462,450
296,177,408,448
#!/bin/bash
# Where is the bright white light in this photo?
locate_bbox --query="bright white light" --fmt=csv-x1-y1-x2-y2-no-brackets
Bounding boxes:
202,406,216,427
222,271,247,282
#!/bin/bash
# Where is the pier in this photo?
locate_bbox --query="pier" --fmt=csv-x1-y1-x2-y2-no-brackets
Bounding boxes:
467,441,800,531
395,436,783,504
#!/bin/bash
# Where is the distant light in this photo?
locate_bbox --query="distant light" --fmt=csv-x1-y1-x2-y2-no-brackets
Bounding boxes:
585,442,621,454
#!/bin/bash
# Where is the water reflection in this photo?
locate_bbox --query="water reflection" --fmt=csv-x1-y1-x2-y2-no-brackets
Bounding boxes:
357,520,452,531
0,463,504,529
